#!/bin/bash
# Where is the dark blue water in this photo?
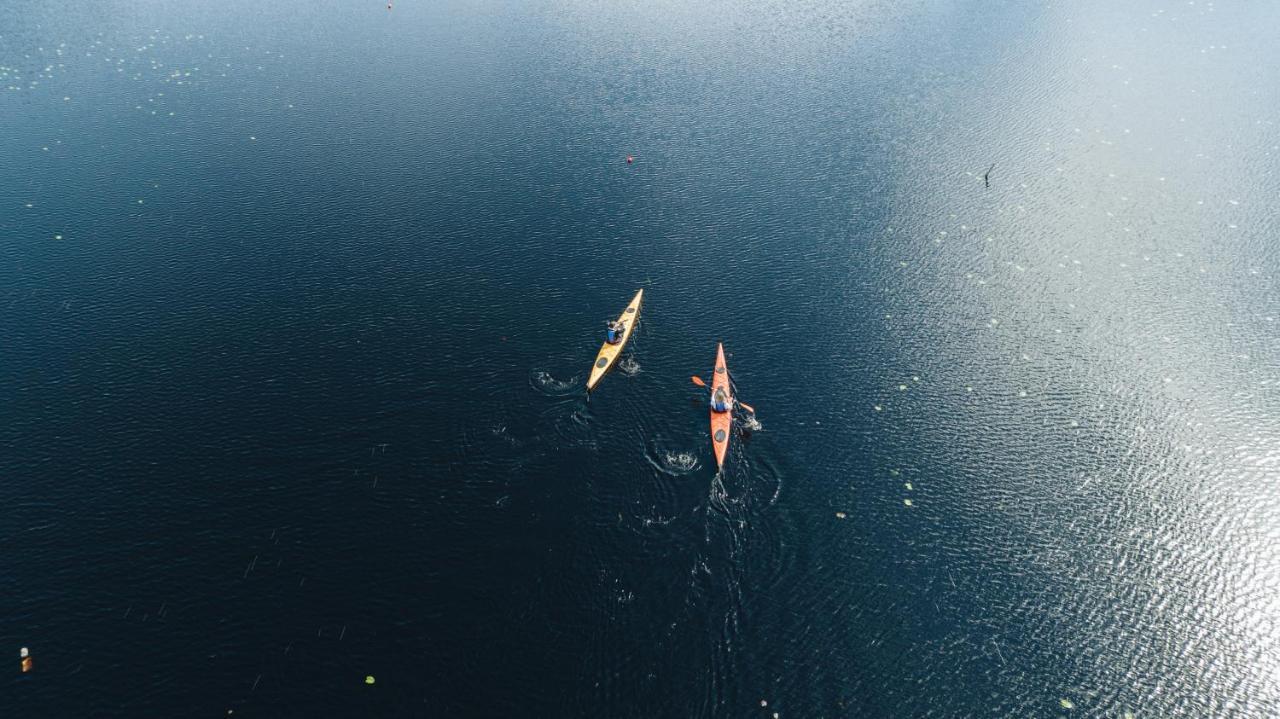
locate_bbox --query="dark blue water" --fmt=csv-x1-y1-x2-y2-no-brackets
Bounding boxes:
3,0,1279,715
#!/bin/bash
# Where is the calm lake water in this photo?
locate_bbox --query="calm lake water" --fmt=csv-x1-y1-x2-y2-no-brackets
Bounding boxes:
3,0,1278,715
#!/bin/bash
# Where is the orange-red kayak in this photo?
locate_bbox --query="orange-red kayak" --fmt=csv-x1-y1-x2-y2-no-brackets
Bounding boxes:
710,342,733,469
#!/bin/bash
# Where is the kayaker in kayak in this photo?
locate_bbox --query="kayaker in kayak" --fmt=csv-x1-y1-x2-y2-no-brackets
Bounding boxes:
587,290,643,391
710,387,730,413
605,320,625,344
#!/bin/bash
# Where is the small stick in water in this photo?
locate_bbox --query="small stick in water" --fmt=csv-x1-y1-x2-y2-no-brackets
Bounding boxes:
251,674,261,692
983,163,995,188
339,625,346,641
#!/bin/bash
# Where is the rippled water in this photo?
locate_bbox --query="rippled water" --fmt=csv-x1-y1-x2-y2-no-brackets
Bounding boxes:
3,0,1278,715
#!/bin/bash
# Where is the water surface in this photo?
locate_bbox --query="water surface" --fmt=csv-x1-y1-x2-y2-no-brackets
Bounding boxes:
2,0,1278,715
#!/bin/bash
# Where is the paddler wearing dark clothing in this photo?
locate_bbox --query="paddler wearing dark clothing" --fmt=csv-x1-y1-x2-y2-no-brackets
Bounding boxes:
605,320,625,344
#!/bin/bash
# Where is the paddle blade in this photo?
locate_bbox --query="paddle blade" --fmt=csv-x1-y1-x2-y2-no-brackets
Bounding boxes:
691,376,707,387
738,401,756,414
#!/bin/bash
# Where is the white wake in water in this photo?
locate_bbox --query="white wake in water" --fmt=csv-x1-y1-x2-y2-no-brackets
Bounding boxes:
645,443,700,476
529,368,580,396
661,450,697,472
618,356,641,376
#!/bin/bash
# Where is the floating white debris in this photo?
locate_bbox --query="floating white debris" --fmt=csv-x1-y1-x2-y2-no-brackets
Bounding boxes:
835,512,846,519
904,483,913,490
903,499,913,507
761,700,768,707
898,385,907,391
1018,391,1027,397
1059,698,1074,709
54,234,62,240
873,405,882,412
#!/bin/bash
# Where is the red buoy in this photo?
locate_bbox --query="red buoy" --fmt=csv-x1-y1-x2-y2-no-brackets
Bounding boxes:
626,155,634,164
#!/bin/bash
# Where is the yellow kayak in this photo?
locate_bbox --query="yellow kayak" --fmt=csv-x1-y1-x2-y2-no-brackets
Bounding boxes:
586,289,643,391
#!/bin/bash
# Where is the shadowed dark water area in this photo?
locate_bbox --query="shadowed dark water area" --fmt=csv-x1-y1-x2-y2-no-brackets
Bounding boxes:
3,0,1279,716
